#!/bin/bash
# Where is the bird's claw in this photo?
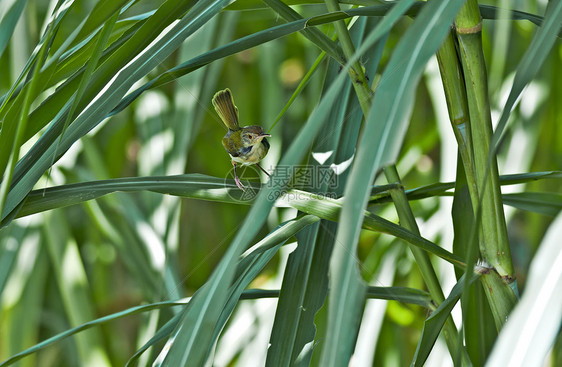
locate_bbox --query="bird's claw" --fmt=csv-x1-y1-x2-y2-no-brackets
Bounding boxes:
233,163,246,191
235,175,246,192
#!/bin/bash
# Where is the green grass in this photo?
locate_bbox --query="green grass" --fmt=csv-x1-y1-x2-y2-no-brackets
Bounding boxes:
0,1,561,366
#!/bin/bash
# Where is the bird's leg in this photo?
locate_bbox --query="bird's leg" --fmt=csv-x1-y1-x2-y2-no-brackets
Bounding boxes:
256,163,270,177
233,162,246,191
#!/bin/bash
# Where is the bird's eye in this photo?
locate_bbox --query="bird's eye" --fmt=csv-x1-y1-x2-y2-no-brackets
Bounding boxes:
248,134,253,139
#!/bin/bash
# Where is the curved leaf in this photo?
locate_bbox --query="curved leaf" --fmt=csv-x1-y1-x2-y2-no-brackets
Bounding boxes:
321,0,466,365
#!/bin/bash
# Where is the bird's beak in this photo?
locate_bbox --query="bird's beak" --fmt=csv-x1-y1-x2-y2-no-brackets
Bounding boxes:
260,133,271,138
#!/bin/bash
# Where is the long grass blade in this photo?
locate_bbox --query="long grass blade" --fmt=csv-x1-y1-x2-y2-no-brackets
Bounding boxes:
0,0,27,59
490,1,562,151
412,274,479,367
1,0,214,219
321,1,466,365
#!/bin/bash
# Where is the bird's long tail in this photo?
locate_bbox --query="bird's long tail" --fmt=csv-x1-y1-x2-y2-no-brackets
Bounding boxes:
212,89,240,130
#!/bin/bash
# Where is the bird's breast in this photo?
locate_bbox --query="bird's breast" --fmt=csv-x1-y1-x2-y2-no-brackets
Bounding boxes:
230,142,268,165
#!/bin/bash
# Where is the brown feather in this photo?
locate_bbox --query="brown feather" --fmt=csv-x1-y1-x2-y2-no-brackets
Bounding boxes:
212,89,240,130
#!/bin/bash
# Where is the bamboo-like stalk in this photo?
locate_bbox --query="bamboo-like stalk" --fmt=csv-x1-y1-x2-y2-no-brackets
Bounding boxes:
436,33,479,213
383,166,469,364
455,0,515,282
324,0,372,113
452,0,517,329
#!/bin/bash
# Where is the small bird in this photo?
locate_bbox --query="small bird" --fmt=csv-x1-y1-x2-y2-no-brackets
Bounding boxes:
212,88,271,191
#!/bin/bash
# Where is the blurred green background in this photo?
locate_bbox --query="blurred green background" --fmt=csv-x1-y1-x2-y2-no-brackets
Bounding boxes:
0,0,560,366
